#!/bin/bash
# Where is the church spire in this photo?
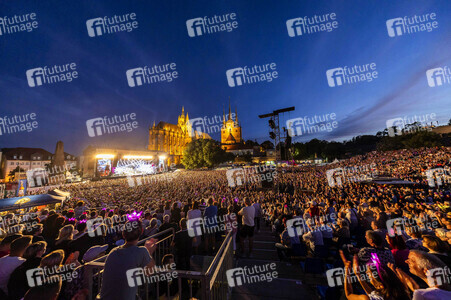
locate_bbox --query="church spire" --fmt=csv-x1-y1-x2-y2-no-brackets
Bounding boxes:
223,105,226,126
182,106,185,117
235,106,238,125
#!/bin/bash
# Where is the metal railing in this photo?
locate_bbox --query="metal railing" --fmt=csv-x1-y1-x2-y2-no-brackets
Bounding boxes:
84,229,234,300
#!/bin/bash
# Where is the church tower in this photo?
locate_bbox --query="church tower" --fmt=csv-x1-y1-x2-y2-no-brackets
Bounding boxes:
221,100,242,150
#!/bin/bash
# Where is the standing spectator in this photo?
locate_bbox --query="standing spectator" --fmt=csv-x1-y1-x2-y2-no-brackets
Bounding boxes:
187,201,202,253
8,241,47,300
238,198,255,257
253,200,261,233
74,201,88,218
0,234,22,258
0,236,32,296
225,206,238,252
172,218,192,270
170,202,181,224
100,220,157,300
204,198,218,254
53,224,74,258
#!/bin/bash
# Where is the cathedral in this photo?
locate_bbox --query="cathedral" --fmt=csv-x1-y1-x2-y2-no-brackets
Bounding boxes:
148,107,210,165
221,103,244,151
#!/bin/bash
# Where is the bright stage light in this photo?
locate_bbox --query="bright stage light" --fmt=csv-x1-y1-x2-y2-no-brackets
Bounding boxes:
123,155,153,159
159,155,167,160
96,154,115,159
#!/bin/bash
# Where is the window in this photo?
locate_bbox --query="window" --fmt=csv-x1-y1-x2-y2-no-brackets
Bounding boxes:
37,157,41,160
26,162,29,165
10,162,14,165
19,155,23,159
13,155,17,159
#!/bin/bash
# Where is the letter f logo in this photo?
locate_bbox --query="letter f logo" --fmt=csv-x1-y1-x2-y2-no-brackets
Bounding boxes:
286,18,304,37
86,118,104,137
226,268,245,287
26,68,44,87
26,268,45,287
386,18,404,37
226,68,245,87
87,18,104,37
126,68,145,87
186,18,204,37
326,268,344,287
126,268,145,287
426,68,445,87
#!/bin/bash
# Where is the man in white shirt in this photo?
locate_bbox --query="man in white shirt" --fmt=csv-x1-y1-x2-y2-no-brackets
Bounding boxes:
0,236,32,295
239,198,255,257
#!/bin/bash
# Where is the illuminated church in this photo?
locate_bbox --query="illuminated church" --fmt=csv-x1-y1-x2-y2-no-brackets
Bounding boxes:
148,107,210,165
221,103,244,151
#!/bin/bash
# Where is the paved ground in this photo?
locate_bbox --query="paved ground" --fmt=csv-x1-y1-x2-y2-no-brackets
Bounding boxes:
231,223,322,300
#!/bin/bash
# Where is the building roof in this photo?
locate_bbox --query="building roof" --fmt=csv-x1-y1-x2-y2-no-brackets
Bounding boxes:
432,125,451,134
1,148,76,161
1,147,53,160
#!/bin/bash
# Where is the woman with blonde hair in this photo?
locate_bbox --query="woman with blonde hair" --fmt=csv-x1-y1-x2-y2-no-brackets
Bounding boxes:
54,225,74,258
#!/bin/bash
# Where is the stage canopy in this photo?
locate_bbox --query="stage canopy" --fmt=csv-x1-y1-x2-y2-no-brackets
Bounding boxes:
0,189,70,212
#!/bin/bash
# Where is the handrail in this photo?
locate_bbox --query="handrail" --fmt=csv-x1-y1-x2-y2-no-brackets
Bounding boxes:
84,228,175,266
205,231,232,276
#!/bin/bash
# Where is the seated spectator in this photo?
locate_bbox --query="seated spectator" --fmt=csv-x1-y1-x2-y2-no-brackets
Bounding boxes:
386,234,410,271
302,219,323,253
422,235,451,266
390,250,451,299
0,235,32,296
340,251,410,300
276,218,301,261
405,227,428,251
8,241,47,300
358,230,395,267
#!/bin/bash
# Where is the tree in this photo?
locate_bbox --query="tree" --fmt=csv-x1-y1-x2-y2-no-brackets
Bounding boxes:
260,140,274,149
182,139,233,169
8,166,25,182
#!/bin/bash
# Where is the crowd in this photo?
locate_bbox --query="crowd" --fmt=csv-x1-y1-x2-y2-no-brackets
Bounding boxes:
0,147,450,300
